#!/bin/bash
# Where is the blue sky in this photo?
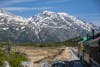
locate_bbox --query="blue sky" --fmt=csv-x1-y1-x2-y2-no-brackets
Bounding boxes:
0,0,100,26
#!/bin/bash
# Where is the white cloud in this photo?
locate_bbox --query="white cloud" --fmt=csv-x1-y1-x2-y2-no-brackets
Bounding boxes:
1,0,36,6
36,0,71,5
2,7,54,11
47,0,71,3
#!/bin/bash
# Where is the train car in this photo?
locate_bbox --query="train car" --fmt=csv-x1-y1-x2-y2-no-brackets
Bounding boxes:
84,36,100,66
78,33,100,67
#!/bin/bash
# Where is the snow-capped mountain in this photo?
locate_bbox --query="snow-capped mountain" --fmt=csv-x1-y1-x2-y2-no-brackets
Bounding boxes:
0,9,99,42
0,9,28,42
0,9,26,30
28,11,99,42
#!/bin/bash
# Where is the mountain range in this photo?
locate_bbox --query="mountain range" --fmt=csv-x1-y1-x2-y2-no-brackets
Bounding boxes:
0,9,99,43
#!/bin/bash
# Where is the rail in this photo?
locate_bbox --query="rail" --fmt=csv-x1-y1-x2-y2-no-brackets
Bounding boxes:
70,47,79,61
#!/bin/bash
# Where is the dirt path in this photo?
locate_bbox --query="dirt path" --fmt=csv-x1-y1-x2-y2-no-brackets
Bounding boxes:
12,46,71,67
14,46,63,63
54,47,71,61
11,46,71,67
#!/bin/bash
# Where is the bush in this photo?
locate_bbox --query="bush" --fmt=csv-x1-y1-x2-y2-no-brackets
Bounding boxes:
0,49,7,66
0,49,28,67
8,52,28,67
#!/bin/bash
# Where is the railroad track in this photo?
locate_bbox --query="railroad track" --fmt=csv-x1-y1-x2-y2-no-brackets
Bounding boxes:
70,47,79,61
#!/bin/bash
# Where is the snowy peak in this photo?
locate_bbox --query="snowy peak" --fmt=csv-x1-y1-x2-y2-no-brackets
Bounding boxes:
28,11,95,32
25,11,100,42
42,11,56,16
44,10,54,13
0,9,26,22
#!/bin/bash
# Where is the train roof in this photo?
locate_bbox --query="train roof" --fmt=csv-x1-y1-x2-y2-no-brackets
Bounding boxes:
87,37,100,43
78,32,100,46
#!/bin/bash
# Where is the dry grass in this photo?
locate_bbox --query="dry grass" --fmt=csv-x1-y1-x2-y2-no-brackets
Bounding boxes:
13,46,65,63
11,46,71,67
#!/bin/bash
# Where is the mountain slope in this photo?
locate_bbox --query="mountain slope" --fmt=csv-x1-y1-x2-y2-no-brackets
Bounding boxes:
0,9,99,42
28,11,99,42
0,9,28,42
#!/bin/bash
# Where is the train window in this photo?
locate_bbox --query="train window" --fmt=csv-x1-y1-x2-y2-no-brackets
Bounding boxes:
99,39,100,52
99,39,100,46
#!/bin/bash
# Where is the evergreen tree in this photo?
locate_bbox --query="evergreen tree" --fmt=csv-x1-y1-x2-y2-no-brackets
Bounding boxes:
6,39,11,54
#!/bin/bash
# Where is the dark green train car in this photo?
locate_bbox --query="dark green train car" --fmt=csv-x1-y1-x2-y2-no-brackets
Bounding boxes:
78,34,100,67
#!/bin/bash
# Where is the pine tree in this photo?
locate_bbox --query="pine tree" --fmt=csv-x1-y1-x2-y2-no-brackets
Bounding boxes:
6,39,11,54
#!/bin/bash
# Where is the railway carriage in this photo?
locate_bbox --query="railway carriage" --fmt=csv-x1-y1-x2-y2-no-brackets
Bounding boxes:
78,33,100,67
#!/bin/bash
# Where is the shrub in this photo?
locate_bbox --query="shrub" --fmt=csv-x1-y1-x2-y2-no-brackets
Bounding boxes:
0,49,7,66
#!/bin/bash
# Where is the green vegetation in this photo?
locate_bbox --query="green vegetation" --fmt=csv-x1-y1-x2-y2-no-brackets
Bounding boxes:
17,37,81,47
8,52,28,67
16,37,81,47
0,49,7,66
1,36,81,47
0,49,28,67
0,39,28,67
18,41,78,47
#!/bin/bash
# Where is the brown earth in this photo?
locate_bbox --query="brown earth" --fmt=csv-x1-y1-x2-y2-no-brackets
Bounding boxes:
12,46,71,65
